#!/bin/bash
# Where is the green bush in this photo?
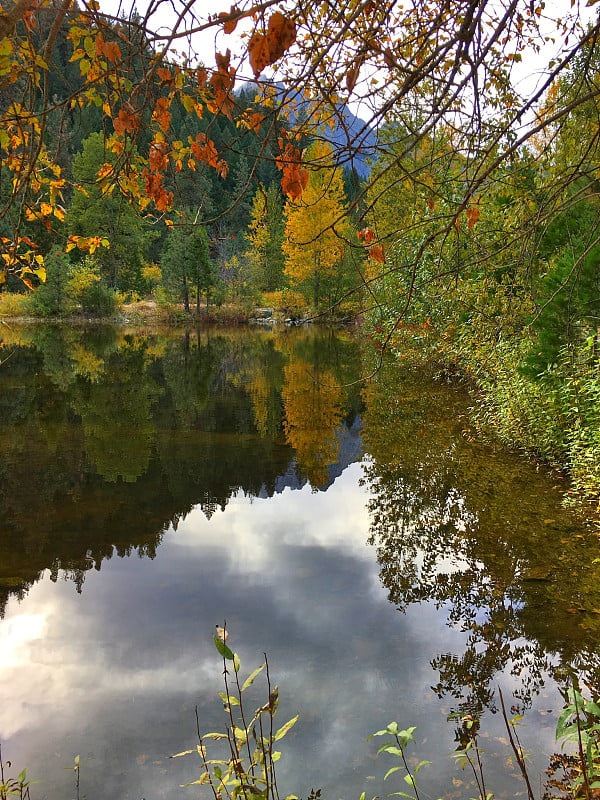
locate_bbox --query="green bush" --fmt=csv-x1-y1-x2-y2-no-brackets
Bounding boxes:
79,281,119,316
0,291,34,317
66,257,120,317
30,247,72,317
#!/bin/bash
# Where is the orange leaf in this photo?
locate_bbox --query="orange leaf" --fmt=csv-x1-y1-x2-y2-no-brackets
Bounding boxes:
266,11,296,62
466,205,480,230
368,244,385,263
113,108,139,135
358,227,376,243
152,97,172,133
103,40,121,63
215,50,231,72
247,112,264,132
149,141,169,171
346,65,359,93
22,10,37,31
219,5,240,34
248,32,270,78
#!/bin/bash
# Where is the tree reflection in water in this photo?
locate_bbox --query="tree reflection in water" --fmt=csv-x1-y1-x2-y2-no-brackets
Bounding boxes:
0,324,363,614
361,357,600,734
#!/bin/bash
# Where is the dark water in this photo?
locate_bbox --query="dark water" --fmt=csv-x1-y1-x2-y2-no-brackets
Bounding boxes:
0,324,598,800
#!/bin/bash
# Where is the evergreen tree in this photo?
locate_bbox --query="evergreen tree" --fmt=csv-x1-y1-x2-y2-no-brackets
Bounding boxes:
246,184,286,292
67,133,153,291
161,221,216,313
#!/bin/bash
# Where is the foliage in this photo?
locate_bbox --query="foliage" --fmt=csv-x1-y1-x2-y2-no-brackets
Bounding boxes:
262,290,307,317
0,292,33,318
0,745,37,800
161,221,217,314
29,247,72,317
67,133,153,291
553,686,600,798
283,141,355,309
171,628,299,800
141,265,162,292
65,256,119,317
246,184,286,293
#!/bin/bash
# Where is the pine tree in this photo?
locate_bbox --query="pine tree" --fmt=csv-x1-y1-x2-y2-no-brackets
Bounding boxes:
67,133,153,291
246,184,286,292
161,220,216,313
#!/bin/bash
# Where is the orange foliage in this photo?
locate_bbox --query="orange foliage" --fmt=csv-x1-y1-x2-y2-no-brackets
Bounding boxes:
249,11,296,78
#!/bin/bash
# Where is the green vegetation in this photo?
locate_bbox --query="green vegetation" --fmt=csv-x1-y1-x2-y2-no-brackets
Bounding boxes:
361,45,600,505
2,0,600,506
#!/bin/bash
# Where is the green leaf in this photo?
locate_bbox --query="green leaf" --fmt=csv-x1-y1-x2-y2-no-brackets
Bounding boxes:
413,761,431,774
218,691,240,706
384,766,403,781
403,774,415,787
378,745,405,757
234,726,248,744
202,732,229,740
269,686,279,715
170,749,196,758
274,715,299,742
242,663,266,692
387,792,415,798
214,633,235,660
233,653,241,673
556,706,575,741
585,701,600,716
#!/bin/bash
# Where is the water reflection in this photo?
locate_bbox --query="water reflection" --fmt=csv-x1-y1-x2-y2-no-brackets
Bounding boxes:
0,325,597,800
361,358,600,732
0,325,363,614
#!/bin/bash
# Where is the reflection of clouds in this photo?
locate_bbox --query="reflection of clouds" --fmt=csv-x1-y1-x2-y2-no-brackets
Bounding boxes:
0,464,567,800
175,463,373,562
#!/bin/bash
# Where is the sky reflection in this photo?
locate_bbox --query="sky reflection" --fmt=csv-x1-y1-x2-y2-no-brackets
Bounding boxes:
0,463,563,800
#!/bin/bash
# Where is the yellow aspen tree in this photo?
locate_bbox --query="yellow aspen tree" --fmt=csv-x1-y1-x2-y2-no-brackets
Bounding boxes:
283,141,352,308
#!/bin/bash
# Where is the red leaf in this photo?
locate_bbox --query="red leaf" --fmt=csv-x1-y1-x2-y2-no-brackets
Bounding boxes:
358,227,376,243
368,244,385,263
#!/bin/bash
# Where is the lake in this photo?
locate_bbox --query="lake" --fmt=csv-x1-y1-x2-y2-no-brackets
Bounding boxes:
0,324,598,800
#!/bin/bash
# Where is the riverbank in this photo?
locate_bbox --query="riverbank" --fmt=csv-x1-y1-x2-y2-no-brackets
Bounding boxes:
0,296,358,328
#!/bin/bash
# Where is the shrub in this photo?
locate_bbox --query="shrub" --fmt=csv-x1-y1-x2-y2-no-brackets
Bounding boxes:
66,257,120,317
262,289,307,316
29,247,72,317
0,291,33,317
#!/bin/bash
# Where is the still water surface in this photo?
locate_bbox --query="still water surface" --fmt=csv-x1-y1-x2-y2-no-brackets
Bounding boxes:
0,325,599,800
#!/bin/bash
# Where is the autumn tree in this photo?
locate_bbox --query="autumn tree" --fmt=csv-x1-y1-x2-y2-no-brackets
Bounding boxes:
281,355,344,489
0,0,599,322
283,141,355,309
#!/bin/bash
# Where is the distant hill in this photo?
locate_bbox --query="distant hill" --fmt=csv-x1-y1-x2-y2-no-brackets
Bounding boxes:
270,84,378,177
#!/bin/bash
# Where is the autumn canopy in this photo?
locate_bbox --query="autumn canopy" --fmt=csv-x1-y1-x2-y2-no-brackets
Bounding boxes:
0,0,598,289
